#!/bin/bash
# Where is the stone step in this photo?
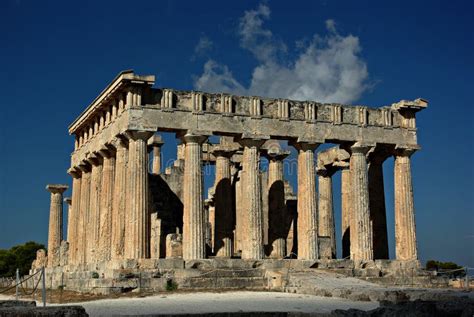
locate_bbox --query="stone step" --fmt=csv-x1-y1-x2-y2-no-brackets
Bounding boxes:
181,276,267,289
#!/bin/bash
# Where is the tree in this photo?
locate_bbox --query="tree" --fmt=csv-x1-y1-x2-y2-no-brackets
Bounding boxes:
0,242,45,277
425,259,465,278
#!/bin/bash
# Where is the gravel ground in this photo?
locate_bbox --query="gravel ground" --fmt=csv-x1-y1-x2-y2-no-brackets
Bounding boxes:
50,291,378,316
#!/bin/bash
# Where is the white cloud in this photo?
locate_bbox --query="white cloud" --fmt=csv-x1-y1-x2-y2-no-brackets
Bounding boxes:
194,4,369,104
193,35,214,57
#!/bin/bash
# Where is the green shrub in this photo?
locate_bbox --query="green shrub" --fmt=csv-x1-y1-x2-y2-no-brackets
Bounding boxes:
0,242,45,277
165,279,178,291
91,272,99,279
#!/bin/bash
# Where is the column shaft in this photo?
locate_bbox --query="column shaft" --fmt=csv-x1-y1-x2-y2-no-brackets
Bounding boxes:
88,160,102,262
368,160,389,259
341,167,351,259
350,144,373,261
267,158,286,258
394,151,418,260
182,134,207,260
69,176,81,264
318,173,336,258
98,152,115,261
214,153,233,257
77,170,90,264
240,139,264,259
295,143,319,260
126,131,153,259
111,141,128,259
46,185,68,267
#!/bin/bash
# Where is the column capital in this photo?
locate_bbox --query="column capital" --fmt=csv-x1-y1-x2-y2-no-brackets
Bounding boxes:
78,161,91,173
85,152,102,166
350,142,374,155
64,197,72,206
211,147,236,158
67,167,82,178
316,167,336,177
109,135,128,150
290,140,321,152
125,130,155,142
46,184,68,194
147,134,164,148
394,145,419,157
181,133,208,145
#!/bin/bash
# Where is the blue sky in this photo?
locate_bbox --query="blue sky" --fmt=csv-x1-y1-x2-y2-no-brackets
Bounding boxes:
0,0,473,267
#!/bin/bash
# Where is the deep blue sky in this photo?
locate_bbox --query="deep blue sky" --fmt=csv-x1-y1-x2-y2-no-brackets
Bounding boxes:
1,0,473,267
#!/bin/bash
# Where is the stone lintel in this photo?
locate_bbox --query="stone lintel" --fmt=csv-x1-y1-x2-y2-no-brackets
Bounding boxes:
391,98,428,112
46,184,68,194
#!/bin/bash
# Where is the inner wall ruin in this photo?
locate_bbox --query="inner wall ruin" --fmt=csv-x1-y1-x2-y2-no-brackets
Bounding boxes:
36,70,428,289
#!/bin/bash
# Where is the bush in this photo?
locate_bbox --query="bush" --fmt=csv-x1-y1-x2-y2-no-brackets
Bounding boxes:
91,272,99,279
165,278,178,291
0,241,45,277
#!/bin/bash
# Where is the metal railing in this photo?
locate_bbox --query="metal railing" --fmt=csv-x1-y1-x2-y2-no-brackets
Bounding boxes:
0,267,47,307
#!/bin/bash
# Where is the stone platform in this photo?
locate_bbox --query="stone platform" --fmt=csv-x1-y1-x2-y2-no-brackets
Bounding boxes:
26,259,446,296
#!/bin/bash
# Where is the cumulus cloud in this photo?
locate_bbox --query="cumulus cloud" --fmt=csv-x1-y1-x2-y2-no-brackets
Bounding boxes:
194,4,369,104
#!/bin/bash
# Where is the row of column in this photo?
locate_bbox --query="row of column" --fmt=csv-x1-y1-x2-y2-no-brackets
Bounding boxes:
317,143,418,261
51,133,418,265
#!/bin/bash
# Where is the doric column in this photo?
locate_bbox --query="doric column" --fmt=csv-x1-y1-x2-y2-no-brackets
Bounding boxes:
86,154,102,263
340,165,351,259
264,150,289,259
234,167,243,254
111,137,128,259
292,141,320,260
239,138,266,259
125,131,154,259
148,135,164,175
317,169,336,259
46,184,68,267
368,156,389,259
394,148,418,260
67,168,82,265
182,133,208,260
212,149,235,257
77,164,91,264
350,143,373,261
97,148,115,261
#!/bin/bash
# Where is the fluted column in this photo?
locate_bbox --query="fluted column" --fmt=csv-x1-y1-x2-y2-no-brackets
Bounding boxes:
97,148,115,261
67,168,82,265
368,156,389,259
264,151,289,258
46,184,68,267
87,155,102,263
77,164,91,264
239,138,265,259
317,169,336,258
125,131,154,259
212,149,235,257
148,135,164,175
350,143,373,261
111,138,128,259
394,148,418,260
182,133,208,260
292,142,320,260
340,166,351,259
234,168,243,254
64,197,72,241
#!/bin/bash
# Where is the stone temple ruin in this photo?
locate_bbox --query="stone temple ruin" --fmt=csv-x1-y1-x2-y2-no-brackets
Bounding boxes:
35,70,428,293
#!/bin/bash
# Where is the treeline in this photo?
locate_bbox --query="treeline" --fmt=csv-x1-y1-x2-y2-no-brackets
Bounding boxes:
0,242,44,277
426,260,466,278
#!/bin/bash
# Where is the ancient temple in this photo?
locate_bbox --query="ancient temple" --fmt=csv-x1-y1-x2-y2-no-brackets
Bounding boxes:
39,70,427,280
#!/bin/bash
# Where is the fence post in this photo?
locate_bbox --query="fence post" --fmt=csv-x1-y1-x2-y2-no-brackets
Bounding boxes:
41,267,46,307
465,267,469,291
15,268,19,300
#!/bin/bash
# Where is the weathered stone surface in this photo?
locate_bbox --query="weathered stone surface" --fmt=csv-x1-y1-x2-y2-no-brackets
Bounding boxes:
46,184,68,267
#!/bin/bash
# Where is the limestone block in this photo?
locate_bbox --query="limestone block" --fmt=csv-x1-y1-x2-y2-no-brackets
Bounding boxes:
318,237,332,260
59,241,69,266
166,233,183,258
